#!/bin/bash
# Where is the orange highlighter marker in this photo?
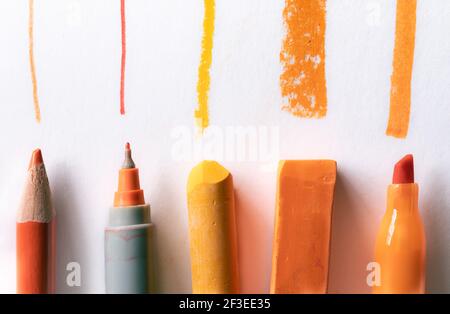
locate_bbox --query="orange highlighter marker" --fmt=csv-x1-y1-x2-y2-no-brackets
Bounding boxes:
374,154,426,293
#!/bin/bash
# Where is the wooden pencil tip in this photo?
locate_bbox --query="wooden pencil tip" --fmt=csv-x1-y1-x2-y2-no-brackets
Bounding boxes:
29,148,43,169
125,142,131,150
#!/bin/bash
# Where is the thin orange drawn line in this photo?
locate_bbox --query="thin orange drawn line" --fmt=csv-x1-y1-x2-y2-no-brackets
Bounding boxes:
280,0,327,118
195,0,215,132
120,0,126,115
386,0,417,138
28,0,41,122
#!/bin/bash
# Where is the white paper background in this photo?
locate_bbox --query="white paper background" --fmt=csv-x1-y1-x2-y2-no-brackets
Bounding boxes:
0,0,449,293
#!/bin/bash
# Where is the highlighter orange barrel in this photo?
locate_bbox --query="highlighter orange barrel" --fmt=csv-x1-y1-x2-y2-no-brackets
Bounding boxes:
17,149,56,294
373,154,426,293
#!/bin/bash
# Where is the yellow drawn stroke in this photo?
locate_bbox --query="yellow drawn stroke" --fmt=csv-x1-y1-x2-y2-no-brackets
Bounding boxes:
195,0,215,132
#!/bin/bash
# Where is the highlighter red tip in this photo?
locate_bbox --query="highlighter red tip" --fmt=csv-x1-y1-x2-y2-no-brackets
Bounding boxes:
392,154,414,184
125,142,131,150
29,148,43,169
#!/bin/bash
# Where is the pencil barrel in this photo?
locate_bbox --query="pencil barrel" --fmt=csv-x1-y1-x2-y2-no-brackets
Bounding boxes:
16,221,55,294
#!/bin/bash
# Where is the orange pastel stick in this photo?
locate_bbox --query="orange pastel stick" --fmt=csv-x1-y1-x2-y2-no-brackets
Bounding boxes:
17,149,55,294
271,160,336,294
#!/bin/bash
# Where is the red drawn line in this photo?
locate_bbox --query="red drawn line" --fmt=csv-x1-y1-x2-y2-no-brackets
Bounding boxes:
120,0,126,115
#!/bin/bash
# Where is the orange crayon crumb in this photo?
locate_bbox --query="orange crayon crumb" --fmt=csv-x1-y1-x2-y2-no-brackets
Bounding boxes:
386,0,417,138
280,0,327,118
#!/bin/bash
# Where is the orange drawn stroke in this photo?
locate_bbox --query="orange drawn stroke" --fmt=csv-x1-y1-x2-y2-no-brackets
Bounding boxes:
386,0,417,138
28,0,41,122
280,0,327,118
195,0,215,132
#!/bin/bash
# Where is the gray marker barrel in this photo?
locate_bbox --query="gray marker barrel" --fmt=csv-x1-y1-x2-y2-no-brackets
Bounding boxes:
105,204,154,293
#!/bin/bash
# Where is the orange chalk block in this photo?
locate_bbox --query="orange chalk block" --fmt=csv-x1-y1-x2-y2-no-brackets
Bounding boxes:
270,160,336,294
187,161,239,293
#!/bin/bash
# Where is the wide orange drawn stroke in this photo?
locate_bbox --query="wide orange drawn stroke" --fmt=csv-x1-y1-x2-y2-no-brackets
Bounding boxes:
280,0,327,118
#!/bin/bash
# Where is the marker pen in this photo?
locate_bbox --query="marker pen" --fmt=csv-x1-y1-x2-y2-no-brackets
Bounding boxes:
373,154,426,293
105,143,154,293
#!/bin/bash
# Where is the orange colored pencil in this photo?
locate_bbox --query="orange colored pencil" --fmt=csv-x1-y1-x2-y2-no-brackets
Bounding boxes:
17,149,55,294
